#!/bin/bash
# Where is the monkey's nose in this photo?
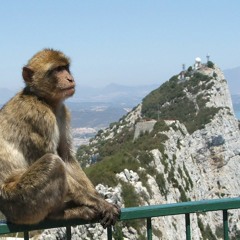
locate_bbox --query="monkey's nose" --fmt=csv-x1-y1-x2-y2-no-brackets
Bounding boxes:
67,77,74,83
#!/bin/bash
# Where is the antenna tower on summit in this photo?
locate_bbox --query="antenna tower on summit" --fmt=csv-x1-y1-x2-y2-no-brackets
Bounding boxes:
182,64,185,71
206,53,210,62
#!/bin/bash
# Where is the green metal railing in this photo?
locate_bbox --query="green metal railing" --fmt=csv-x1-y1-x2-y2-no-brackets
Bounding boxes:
0,197,240,239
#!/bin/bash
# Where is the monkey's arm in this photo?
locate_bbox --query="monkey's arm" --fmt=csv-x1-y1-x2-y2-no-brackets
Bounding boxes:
64,155,120,227
58,106,120,226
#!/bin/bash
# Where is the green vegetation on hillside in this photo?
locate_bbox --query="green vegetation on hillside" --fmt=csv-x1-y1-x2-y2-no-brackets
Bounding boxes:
81,119,169,188
207,61,214,69
142,72,220,134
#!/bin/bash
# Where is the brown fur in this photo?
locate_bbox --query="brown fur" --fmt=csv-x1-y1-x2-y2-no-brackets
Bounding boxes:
0,49,120,227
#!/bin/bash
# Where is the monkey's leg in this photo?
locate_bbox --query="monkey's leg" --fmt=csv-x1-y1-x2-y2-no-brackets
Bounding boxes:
64,203,119,228
48,200,100,221
50,193,120,229
49,201,120,228
49,163,120,227
0,153,67,225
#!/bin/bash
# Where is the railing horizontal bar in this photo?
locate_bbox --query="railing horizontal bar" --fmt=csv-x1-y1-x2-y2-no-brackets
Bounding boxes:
120,197,240,220
0,197,240,235
0,218,92,235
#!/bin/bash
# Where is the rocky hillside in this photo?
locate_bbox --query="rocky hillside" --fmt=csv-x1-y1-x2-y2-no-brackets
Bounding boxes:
42,63,240,239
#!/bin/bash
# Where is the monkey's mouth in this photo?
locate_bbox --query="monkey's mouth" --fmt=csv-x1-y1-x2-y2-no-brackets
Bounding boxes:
62,86,75,96
63,86,75,91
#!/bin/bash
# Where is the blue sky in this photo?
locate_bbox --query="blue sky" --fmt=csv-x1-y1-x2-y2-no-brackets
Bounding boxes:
0,0,240,89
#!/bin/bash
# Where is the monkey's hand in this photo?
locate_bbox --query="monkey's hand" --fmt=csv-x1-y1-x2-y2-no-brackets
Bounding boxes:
99,201,121,228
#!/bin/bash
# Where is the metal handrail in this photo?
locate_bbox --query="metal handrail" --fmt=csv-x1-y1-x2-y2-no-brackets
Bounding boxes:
1,197,240,239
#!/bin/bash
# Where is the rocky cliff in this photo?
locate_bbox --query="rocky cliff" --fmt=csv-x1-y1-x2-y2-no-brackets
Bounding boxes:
41,63,240,239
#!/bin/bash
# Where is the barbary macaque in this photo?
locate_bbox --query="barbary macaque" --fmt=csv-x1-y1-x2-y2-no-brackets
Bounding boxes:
0,49,120,228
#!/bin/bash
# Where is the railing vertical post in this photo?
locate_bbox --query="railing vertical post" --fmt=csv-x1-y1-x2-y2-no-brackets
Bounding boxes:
24,231,29,240
223,210,229,240
185,213,191,240
66,226,71,240
107,226,112,240
147,217,152,240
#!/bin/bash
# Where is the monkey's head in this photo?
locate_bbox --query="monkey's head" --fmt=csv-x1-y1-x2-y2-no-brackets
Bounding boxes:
22,49,75,103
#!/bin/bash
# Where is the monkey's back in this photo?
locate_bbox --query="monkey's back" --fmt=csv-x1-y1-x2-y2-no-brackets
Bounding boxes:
0,89,60,182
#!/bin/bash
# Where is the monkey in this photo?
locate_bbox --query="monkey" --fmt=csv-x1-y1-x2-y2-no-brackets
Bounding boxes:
0,49,120,228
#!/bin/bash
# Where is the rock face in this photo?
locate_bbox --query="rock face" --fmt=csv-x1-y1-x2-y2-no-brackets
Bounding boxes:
146,112,240,239
40,64,240,239
198,66,234,110
137,65,240,239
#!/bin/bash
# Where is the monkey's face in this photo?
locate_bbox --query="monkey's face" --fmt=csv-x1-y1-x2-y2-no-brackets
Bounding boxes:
50,65,76,100
23,65,75,103
22,49,76,103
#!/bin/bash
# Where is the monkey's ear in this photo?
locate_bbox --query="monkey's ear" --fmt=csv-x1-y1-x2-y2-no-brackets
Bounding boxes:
22,67,34,83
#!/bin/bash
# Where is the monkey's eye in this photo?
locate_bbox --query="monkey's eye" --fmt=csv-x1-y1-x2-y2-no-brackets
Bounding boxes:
53,65,70,73
54,66,65,72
